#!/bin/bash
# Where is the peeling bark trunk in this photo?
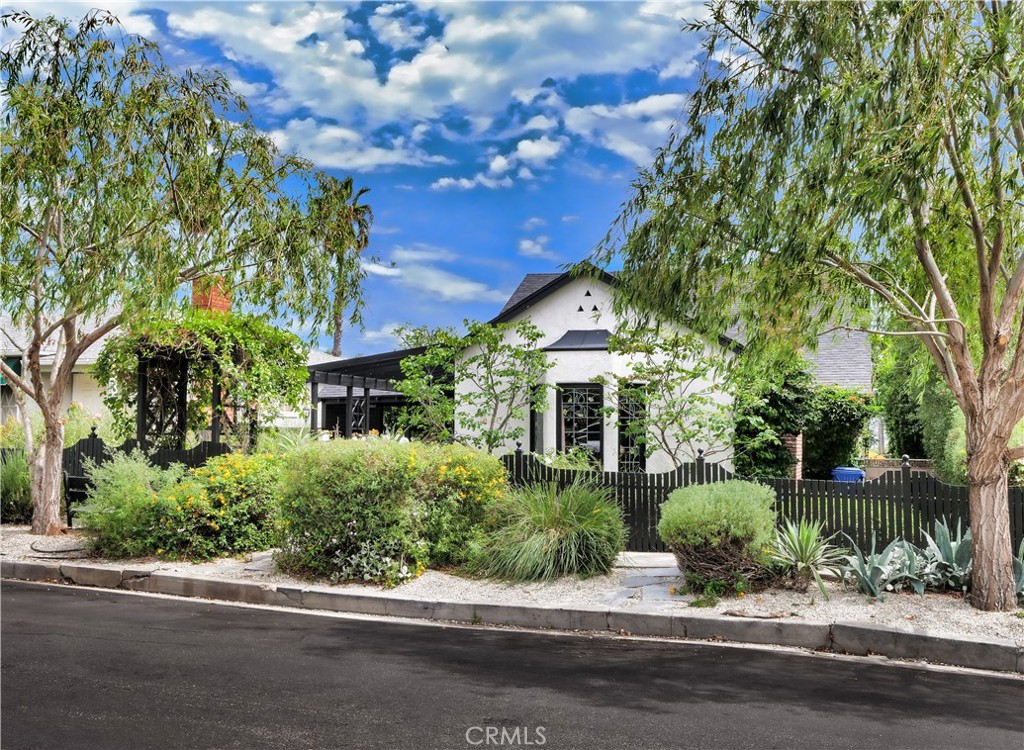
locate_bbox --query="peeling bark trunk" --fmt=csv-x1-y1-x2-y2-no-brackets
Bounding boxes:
965,434,1016,611
31,421,65,535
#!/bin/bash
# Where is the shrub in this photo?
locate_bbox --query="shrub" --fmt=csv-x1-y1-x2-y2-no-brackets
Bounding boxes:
78,451,279,559
414,443,506,566
77,451,186,558
468,478,626,581
276,440,505,584
534,447,599,471
768,519,846,598
801,387,873,479
658,480,777,587
1,450,32,523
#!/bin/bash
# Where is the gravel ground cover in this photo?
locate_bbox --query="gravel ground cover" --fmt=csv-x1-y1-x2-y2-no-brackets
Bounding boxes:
3,525,1022,645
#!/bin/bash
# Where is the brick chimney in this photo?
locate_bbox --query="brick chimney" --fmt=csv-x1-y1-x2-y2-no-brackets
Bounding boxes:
192,277,231,313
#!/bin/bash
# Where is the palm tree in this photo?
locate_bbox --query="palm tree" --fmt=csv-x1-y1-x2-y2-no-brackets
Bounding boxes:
310,174,373,357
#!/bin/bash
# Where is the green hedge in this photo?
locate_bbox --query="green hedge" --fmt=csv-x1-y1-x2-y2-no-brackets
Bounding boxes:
78,451,279,559
276,440,505,584
659,481,777,554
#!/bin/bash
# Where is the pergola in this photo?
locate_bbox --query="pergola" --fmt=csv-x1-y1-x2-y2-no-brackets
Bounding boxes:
308,370,395,438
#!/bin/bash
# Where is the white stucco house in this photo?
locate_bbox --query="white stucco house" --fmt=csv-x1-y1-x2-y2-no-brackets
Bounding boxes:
312,268,874,474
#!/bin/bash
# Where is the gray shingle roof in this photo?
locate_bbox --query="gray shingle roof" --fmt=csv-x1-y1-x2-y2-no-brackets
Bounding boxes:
498,273,563,314
805,330,873,392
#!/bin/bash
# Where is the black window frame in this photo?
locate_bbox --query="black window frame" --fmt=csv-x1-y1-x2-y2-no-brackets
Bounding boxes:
617,383,648,473
555,383,604,466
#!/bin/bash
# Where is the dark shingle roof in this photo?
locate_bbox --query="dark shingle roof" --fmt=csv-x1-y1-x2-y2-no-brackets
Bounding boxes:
498,273,563,314
805,330,873,392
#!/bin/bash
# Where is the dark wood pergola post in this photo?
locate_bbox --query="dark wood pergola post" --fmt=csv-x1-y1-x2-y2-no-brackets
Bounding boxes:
135,359,148,449
309,379,319,431
344,385,354,438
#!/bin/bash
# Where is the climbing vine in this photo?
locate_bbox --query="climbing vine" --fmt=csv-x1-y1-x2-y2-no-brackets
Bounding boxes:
94,309,308,446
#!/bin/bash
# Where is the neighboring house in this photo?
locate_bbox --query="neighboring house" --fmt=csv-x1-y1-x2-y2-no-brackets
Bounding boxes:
0,315,334,431
312,268,874,473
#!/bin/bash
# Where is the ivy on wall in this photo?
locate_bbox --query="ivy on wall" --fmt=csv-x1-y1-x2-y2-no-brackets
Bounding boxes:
94,309,308,446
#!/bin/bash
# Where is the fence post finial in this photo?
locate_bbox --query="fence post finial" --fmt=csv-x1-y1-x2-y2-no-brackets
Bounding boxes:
901,454,911,468
90,425,98,436
697,448,705,458
515,441,523,454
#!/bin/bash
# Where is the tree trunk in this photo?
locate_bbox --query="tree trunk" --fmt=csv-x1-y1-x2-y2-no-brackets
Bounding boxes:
332,295,343,357
965,436,1015,611
31,420,65,535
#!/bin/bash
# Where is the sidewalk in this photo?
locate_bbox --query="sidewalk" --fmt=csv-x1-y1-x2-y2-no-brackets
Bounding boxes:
2,532,1022,674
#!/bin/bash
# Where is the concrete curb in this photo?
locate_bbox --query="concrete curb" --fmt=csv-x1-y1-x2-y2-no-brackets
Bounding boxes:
3,559,1021,674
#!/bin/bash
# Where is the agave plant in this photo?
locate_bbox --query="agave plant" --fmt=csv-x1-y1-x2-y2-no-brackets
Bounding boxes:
840,534,904,599
1013,538,1024,603
768,519,845,599
921,518,972,592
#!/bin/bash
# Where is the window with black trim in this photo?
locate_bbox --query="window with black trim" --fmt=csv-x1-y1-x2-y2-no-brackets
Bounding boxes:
617,385,647,473
556,384,603,464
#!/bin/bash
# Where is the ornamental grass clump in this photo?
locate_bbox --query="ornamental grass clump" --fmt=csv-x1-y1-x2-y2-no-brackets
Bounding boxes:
658,480,777,590
469,479,626,582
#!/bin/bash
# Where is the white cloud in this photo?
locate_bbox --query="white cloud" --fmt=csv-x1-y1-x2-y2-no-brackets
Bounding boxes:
391,244,458,264
489,154,511,174
562,214,580,223
523,114,559,131
269,118,451,171
517,235,559,261
162,1,704,161
431,173,513,191
396,266,508,303
364,262,402,277
360,322,403,346
564,93,686,165
521,217,547,231
514,136,565,165
370,4,428,51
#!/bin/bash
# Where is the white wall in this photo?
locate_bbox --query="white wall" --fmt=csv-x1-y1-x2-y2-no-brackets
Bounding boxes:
455,276,734,473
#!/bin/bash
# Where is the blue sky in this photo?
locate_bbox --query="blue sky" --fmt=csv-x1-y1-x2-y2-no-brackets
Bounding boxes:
17,1,710,355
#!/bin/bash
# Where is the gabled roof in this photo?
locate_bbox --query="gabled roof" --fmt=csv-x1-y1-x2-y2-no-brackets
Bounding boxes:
490,267,618,325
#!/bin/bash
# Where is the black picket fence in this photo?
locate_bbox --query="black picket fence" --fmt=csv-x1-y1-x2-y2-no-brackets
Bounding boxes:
502,450,1024,553
61,427,231,478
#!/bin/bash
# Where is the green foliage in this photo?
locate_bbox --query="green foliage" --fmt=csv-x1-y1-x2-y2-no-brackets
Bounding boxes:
658,481,777,554
659,481,777,587
921,519,973,592
683,571,751,606
77,452,187,558
0,11,373,525
276,440,505,584
535,448,599,471
598,325,739,467
94,309,308,446
395,320,551,452
802,388,873,479
255,427,319,455
918,371,958,467
733,358,815,478
78,451,279,559
768,519,846,599
468,479,626,581
0,450,32,523
840,535,903,599
874,340,926,458
841,520,974,599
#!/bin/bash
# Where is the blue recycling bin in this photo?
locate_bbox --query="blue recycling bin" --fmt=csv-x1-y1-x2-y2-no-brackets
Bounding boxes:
832,466,865,482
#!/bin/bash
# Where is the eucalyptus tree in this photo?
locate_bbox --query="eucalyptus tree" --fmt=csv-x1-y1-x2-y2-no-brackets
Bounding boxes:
593,2,1024,610
0,12,371,535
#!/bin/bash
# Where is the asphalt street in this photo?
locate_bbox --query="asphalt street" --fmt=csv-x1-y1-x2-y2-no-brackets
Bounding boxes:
1,581,1021,750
